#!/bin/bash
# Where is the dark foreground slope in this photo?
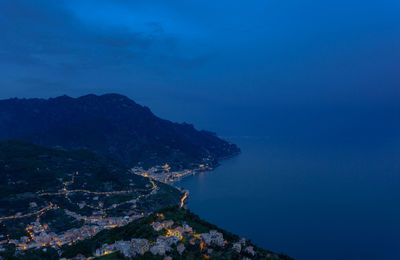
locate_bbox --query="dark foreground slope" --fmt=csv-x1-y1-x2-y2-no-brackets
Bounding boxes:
0,141,181,242
5,207,293,260
0,94,239,169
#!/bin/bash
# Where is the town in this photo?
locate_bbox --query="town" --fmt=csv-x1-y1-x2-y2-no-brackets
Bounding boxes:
131,163,213,184
0,168,185,256
83,213,257,259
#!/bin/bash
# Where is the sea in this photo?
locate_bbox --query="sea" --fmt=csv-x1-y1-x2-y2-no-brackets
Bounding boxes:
176,108,400,259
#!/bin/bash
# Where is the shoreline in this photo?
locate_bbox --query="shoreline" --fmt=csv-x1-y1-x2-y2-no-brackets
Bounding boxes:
131,164,213,185
131,152,241,209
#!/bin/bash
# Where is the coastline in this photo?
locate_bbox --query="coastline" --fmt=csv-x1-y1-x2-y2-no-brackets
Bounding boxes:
131,151,241,209
131,164,213,184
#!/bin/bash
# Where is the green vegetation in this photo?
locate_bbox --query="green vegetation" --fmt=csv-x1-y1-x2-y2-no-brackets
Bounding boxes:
0,140,180,217
61,216,157,258
60,206,293,260
40,209,84,233
0,246,60,260
0,141,182,258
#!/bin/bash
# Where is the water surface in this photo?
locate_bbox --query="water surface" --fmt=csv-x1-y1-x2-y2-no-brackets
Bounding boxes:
177,134,400,259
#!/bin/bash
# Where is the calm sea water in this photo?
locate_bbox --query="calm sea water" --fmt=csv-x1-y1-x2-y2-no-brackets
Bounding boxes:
176,133,400,259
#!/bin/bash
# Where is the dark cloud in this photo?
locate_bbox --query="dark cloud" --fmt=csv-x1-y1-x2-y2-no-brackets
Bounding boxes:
0,1,145,67
0,0,211,90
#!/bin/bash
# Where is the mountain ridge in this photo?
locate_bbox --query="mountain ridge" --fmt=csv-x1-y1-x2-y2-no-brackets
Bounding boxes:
0,94,240,169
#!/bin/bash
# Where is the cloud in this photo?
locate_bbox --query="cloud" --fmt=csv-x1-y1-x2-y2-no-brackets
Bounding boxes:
1,0,398,109
0,0,211,78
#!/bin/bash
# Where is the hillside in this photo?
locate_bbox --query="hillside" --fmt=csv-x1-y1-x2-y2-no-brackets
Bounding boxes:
2,207,293,260
0,94,240,169
0,141,182,254
0,142,292,260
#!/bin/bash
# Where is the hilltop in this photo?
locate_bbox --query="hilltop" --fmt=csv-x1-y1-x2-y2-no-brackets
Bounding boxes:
0,94,240,170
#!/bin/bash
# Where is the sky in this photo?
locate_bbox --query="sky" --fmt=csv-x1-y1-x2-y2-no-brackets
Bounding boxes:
0,0,399,135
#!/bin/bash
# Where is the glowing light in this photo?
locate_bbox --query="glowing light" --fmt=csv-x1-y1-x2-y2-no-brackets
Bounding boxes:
166,229,183,240
180,192,188,208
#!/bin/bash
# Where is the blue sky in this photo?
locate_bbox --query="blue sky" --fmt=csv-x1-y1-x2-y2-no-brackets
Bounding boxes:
0,0,399,134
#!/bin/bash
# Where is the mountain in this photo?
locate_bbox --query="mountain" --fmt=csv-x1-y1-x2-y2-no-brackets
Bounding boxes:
0,94,239,169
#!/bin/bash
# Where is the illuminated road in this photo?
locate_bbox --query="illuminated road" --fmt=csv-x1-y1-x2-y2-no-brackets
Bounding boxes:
0,169,174,253
0,203,56,221
180,192,188,208
39,189,137,196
